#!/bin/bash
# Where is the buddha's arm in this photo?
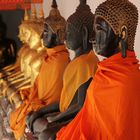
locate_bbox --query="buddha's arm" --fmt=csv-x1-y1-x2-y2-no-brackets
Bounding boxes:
8,76,25,85
26,102,59,131
1,64,15,71
0,66,20,78
16,78,31,89
1,56,20,73
18,84,31,91
5,65,19,73
47,78,92,123
6,70,22,79
8,72,24,81
1,76,25,96
4,67,19,75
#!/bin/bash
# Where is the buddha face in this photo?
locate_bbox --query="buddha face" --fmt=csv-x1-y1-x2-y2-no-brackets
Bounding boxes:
18,25,31,44
65,23,82,50
28,32,40,49
18,25,25,43
42,23,57,48
94,16,119,57
24,27,32,44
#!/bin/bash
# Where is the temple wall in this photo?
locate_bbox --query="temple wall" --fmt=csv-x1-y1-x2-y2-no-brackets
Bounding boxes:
39,0,140,60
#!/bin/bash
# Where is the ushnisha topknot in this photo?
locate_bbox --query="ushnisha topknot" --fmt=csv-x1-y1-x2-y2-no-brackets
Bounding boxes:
44,0,66,43
67,0,95,40
95,0,139,50
30,4,37,20
38,4,44,20
23,9,29,21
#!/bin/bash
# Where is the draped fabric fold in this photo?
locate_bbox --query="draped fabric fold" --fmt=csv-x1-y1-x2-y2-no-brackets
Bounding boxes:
9,45,69,139
60,51,98,112
57,51,140,140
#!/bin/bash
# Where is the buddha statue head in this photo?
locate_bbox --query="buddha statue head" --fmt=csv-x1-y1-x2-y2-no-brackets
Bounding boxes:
94,0,138,58
18,9,31,44
26,6,44,50
66,0,95,57
42,0,66,48
18,24,24,43
27,23,43,49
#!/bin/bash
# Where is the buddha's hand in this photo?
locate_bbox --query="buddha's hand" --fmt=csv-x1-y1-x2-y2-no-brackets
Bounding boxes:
26,111,37,132
47,116,56,123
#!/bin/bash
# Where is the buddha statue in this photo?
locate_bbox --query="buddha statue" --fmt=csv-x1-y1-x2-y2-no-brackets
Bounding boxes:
6,6,37,81
0,9,31,80
26,0,98,139
0,8,41,108
6,9,46,108
4,6,39,84
0,12,32,138
18,5,45,86
9,1,69,139
22,4,46,86
0,19,31,107
54,0,140,140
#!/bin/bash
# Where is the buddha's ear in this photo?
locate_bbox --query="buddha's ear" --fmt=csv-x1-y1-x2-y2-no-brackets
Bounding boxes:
56,29,65,44
82,26,88,51
119,26,128,58
120,26,128,41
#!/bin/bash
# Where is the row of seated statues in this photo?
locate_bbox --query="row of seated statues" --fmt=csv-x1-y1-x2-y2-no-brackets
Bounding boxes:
0,0,140,140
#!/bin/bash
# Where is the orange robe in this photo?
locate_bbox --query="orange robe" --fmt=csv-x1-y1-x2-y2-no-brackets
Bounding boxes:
60,50,98,112
10,45,69,139
56,51,140,140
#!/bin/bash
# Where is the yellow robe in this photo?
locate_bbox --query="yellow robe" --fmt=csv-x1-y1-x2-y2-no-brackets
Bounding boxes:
10,45,70,139
60,50,98,112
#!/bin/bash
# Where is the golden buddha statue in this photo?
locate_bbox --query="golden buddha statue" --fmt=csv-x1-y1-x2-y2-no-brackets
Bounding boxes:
0,9,35,106
6,6,38,83
29,4,46,86
0,10,31,100
21,5,45,83
6,7,45,108
0,9,31,79
30,39,46,86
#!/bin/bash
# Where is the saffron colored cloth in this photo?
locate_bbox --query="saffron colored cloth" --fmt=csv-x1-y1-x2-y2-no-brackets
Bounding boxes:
60,50,98,112
57,51,140,140
10,45,69,139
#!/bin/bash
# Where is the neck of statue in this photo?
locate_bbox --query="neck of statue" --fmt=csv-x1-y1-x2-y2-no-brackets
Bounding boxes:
36,46,44,53
30,42,41,50
75,44,92,58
